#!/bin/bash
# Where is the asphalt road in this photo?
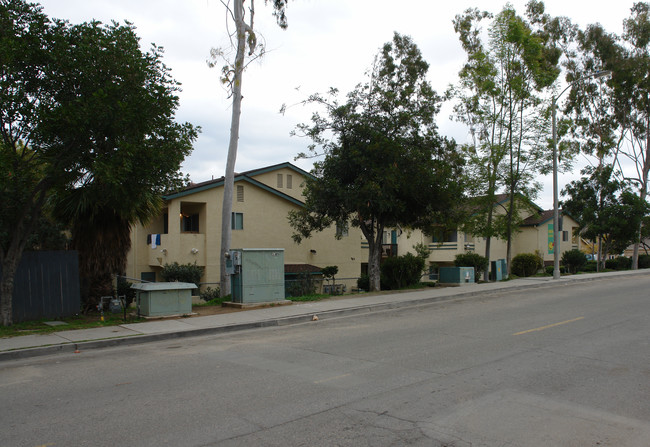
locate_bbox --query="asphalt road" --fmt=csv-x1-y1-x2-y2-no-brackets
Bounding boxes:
2,275,650,446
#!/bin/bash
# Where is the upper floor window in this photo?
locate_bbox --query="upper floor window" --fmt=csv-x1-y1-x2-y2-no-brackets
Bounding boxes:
277,173,283,188
237,185,244,202
286,174,293,189
432,229,457,243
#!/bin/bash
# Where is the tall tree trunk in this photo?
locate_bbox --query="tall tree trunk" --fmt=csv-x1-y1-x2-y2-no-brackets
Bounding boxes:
0,256,19,326
632,113,650,270
220,0,247,297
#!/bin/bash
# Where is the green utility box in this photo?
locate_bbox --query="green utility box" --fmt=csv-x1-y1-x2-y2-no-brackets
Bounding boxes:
229,248,286,304
131,282,196,317
439,267,475,285
491,259,507,281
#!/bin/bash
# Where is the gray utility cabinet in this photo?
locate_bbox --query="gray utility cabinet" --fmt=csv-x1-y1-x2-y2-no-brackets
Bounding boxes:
131,282,196,317
229,248,285,304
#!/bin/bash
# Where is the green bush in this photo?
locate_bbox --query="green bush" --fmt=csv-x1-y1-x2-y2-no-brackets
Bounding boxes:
160,262,204,287
583,260,598,272
638,254,650,269
357,274,370,291
380,253,425,290
454,252,489,282
545,265,554,275
561,249,587,274
605,256,631,270
511,253,543,277
115,277,136,307
200,286,221,302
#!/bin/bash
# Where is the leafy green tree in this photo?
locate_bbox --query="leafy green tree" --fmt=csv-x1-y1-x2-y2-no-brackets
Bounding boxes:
0,1,198,324
562,165,648,270
289,33,464,291
321,265,338,294
449,2,561,276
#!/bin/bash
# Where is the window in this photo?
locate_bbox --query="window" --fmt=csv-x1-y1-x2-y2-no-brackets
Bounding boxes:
286,174,293,189
231,212,243,230
562,230,569,242
181,213,199,232
236,185,244,202
277,173,283,188
432,230,457,243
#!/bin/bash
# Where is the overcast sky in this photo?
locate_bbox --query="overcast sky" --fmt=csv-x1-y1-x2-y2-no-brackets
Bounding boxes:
36,0,635,209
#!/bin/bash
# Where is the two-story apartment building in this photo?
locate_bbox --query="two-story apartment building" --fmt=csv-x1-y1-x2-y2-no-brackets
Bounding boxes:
126,163,366,292
392,194,582,274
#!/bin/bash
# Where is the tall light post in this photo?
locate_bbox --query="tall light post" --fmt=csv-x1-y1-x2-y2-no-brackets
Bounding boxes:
552,70,611,279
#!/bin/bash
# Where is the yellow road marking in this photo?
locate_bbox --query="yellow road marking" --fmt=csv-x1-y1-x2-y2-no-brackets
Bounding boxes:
513,317,584,336
314,373,351,384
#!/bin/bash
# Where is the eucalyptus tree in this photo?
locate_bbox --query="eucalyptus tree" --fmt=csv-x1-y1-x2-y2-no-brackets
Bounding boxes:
449,1,561,275
211,0,289,297
563,3,650,269
289,33,465,292
613,3,650,269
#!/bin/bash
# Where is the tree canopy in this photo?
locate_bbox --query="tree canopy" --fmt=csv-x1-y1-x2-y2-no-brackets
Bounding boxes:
290,33,464,291
449,2,562,275
0,0,198,324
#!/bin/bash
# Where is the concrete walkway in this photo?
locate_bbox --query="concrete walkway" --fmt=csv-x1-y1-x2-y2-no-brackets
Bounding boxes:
1,270,647,361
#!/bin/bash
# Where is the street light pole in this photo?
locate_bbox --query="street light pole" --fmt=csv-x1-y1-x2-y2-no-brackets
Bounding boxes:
551,70,611,280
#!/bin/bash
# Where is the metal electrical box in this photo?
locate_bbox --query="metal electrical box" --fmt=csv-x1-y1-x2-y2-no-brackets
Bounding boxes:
491,259,507,281
230,248,285,304
439,267,475,285
131,282,196,317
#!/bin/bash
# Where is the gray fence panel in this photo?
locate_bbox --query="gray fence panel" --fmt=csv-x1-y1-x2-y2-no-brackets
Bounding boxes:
5,251,81,322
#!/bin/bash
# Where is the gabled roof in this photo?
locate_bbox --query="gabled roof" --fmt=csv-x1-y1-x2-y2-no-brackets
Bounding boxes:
521,209,576,227
163,162,310,206
521,209,554,226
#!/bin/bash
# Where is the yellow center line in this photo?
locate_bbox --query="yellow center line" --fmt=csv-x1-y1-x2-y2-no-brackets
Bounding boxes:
513,317,585,336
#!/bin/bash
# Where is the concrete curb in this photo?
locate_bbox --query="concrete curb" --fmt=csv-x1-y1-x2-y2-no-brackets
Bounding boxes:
1,271,646,362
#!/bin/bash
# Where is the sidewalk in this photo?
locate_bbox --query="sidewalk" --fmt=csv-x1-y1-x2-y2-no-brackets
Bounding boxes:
1,270,647,361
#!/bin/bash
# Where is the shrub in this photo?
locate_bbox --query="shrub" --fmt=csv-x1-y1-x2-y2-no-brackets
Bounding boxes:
545,265,554,275
380,253,425,290
638,254,650,269
511,253,543,277
200,286,221,302
583,260,598,272
115,277,136,307
605,256,631,270
160,262,204,287
454,252,489,282
357,274,370,291
561,249,587,274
